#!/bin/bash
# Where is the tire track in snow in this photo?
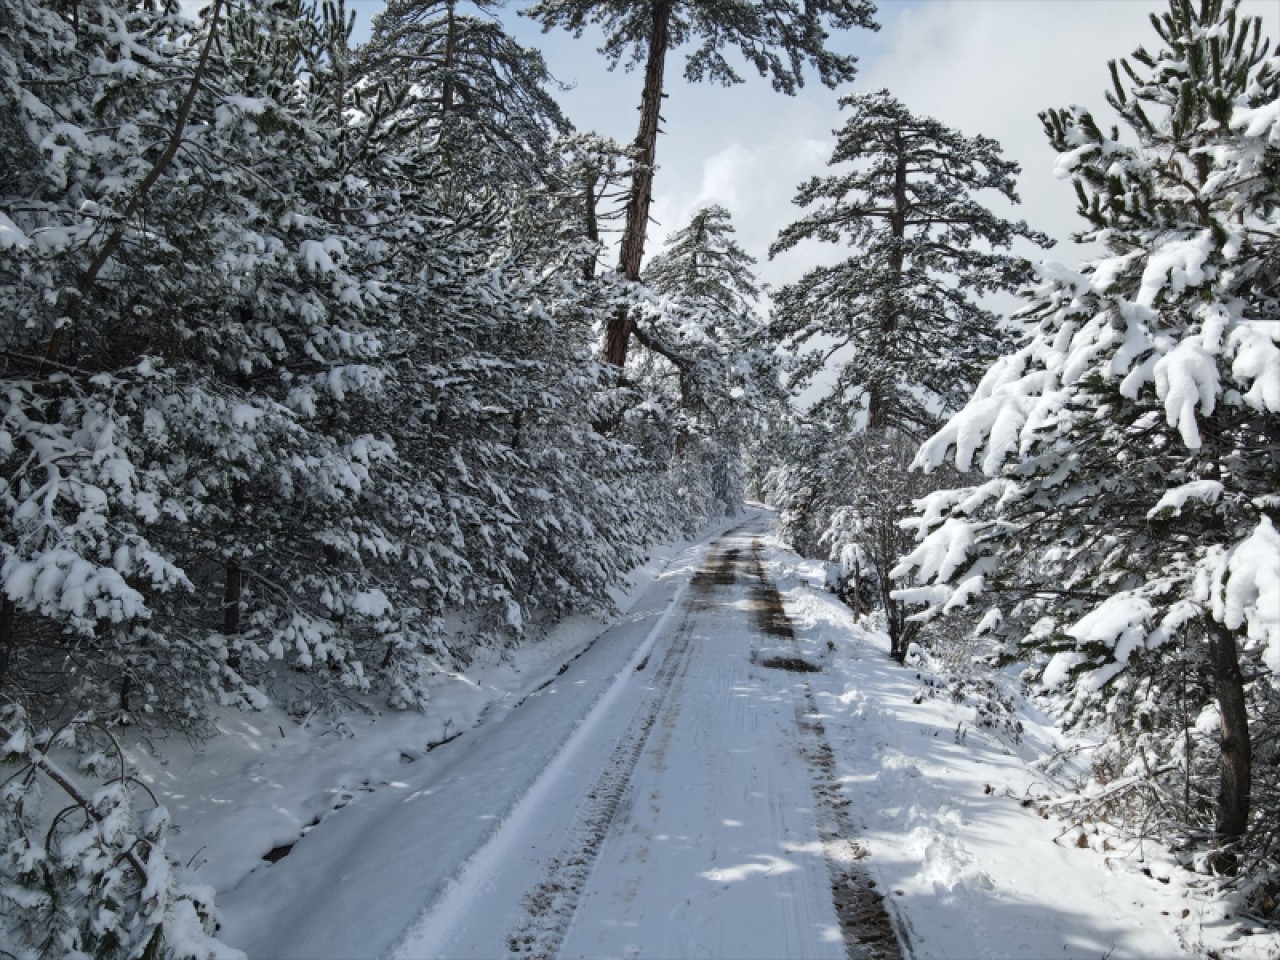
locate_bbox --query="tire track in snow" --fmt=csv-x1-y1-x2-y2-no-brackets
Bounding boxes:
747,542,910,960
503,544,739,960
385,538,713,960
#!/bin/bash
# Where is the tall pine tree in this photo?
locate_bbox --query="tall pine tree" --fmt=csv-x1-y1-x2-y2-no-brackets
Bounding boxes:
770,90,1048,438
764,92,1044,660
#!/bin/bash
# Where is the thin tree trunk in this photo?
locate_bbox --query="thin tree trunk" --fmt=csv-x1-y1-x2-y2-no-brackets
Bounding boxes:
850,558,862,617
224,560,243,673
1208,618,1251,855
437,0,459,188
882,562,907,662
583,169,600,281
0,597,15,687
605,0,672,367
869,128,908,431
1198,416,1252,866
442,0,457,118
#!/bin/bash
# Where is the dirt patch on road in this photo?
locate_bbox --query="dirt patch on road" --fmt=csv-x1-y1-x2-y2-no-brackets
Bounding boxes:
691,545,740,588
757,655,822,673
798,702,907,959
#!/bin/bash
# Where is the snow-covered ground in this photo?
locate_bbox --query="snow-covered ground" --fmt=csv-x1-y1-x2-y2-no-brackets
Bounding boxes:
134,508,1277,959
761,536,1276,960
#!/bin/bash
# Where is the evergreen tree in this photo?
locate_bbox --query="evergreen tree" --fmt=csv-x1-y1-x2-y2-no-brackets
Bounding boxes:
524,0,878,366
359,0,571,194
894,0,1280,875
763,92,1043,661
637,205,772,520
645,204,759,320
538,133,635,280
770,90,1048,438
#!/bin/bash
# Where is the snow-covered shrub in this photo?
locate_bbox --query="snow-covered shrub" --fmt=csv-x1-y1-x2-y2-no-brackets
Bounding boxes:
0,705,242,959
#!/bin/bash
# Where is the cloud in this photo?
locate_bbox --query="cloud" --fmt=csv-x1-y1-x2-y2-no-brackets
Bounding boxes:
858,0,1280,261
648,120,843,287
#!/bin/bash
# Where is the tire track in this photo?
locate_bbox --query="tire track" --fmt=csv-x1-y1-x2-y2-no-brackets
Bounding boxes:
503,542,737,960
747,542,910,960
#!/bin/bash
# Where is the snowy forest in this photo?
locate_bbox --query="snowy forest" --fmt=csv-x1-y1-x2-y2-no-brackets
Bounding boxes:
0,0,1277,956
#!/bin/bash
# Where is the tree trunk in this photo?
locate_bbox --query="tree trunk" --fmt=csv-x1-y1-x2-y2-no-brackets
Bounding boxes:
1198,415,1252,866
0,597,15,687
868,127,908,432
224,560,243,673
850,557,863,617
442,0,457,118
887,125,907,331
582,169,600,281
605,0,673,367
866,387,883,431
1208,618,1251,856
883,578,908,663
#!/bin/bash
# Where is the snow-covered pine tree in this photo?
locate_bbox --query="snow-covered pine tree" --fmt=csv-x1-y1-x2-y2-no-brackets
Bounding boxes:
644,205,759,320
359,0,571,196
303,7,666,667
536,133,635,281
764,91,1044,660
637,205,773,523
893,0,1280,879
524,0,878,366
1,0,411,721
0,0,238,719
770,90,1049,438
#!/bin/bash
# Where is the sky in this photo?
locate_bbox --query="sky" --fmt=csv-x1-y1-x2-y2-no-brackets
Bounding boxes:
339,0,1280,292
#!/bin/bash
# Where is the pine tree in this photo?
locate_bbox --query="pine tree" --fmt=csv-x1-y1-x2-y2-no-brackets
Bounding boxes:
894,0,1280,874
645,205,759,319
359,0,571,194
770,90,1048,438
763,92,1043,661
524,0,878,366
638,205,772,519
538,133,635,280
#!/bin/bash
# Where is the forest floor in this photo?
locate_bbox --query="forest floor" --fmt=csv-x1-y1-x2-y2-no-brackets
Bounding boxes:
135,509,1276,959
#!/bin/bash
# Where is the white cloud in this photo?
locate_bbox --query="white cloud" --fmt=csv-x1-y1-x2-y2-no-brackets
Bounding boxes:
858,0,1280,261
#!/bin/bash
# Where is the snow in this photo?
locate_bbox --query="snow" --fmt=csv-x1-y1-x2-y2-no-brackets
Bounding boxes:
1229,320,1280,413
124,517,739,950
0,211,30,250
891,516,984,592
114,511,1274,959
1214,517,1280,674
1148,479,1224,518
299,238,345,275
764,545,1256,960
1136,231,1214,308
757,535,1228,960
1153,335,1220,449
1067,593,1155,649
1042,650,1086,690
1232,93,1280,143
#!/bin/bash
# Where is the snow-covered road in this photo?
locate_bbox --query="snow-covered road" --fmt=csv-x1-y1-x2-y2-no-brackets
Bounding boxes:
221,516,903,959
393,525,901,960
214,511,1239,960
